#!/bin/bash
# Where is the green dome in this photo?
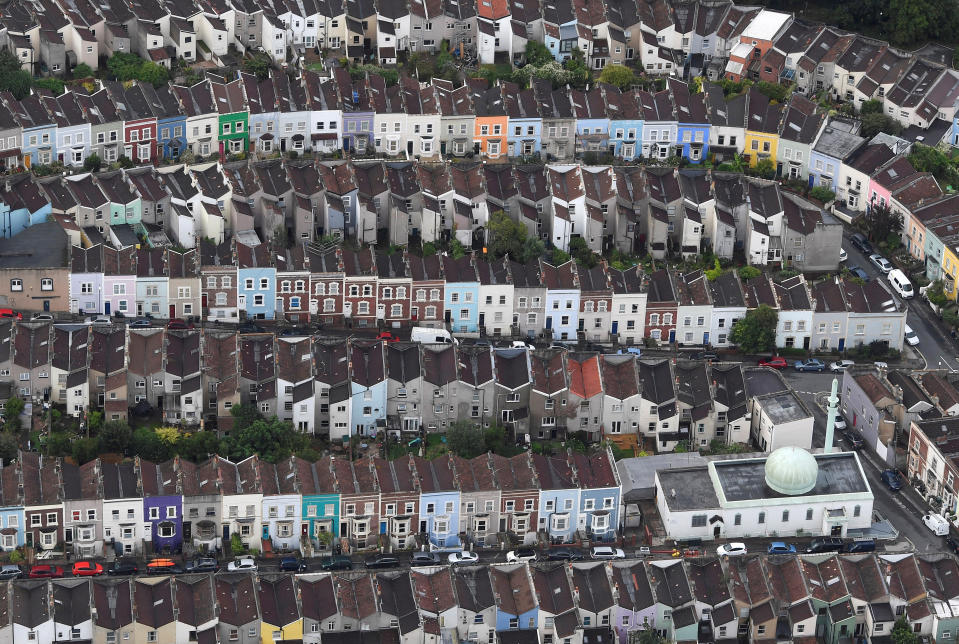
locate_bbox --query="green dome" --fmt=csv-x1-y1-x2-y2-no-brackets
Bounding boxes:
764,446,819,495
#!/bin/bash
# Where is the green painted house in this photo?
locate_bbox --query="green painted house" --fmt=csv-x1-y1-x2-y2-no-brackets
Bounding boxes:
211,78,249,156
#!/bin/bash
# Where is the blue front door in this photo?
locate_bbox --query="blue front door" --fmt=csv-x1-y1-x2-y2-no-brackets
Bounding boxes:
838,338,845,352
668,330,675,343
546,316,552,329
703,332,709,345
611,321,618,334
104,301,110,315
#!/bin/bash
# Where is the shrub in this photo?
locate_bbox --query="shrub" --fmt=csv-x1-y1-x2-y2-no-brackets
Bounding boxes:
809,186,837,203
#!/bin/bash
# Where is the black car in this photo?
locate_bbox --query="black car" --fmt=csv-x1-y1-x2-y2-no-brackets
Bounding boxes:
846,265,871,282
841,428,864,450
279,557,308,572
693,351,718,361
804,537,845,554
542,547,585,561
109,560,139,576
881,469,904,491
947,536,959,555
184,557,219,573
320,555,354,571
279,327,312,337
238,322,266,333
365,554,401,569
0,565,22,580
850,232,874,255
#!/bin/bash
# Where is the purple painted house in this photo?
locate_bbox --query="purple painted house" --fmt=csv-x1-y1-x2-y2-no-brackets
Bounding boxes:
70,244,105,314
138,458,183,554
611,561,657,642
334,68,374,154
102,245,137,317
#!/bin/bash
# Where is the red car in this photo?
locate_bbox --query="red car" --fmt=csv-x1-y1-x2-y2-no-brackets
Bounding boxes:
28,565,64,579
376,331,400,343
758,357,788,369
167,318,195,330
0,309,22,320
71,561,104,576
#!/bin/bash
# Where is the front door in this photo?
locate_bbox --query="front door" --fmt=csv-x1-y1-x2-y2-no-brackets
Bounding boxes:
222,524,229,541
169,304,176,318
104,301,111,315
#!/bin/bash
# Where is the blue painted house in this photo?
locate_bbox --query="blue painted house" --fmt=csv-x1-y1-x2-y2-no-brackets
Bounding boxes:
0,173,52,238
571,86,609,157
491,564,539,630
155,85,187,160
349,340,387,437
418,455,461,548
571,450,621,542
808,117,866,190
531,452,580,543
606,85,643,161
542,260,580,341
0,461,24,551
301,455,341,548
235,230,276,320
504,83,543,158
441,255,480,335
334,68,374,154
4,93,57,169
139,459,183,554
952,115,959,147
670,78,710,163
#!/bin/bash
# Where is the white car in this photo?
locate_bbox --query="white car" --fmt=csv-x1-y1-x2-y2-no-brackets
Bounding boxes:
829,360,854,372
590,546,626,560
716,543,748,557
448,551,479,565
839,248,848,262
86,315,112,326
904,325,920,346
506,548,537,563
30,313,53,321
869,253,893,273
226,557,257,572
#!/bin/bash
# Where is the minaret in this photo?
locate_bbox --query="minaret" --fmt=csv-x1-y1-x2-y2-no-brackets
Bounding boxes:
824,377,839,454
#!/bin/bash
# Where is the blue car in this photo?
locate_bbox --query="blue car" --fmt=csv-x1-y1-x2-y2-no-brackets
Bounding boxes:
794,359,826,372
847,265,871,282
767,542,797,555
880,469,903,491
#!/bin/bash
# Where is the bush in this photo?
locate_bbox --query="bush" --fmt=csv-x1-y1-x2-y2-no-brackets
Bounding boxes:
8,550,22,564
738,266,761,280
809,186,837,203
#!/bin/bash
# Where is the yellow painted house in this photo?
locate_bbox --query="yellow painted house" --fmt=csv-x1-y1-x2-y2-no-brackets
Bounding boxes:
259,577,303,644
939,242,959,300
744,88,783,167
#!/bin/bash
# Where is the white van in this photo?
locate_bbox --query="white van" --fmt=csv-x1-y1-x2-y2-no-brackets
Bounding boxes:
410,327,457,345
887,268,914,299
923,512,950,536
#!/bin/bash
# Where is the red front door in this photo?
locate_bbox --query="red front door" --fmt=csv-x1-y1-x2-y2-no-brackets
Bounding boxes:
169,305,176,319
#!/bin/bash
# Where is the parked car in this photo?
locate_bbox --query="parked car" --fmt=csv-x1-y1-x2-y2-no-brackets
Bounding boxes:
238,322,266,333
841,427,864,450
758,357,788,369
850,232,873,254
72,561,105,576
716,543,747,557
542,547,585,561
505,548,538,564
410,551,442,566
28,565,64,578
146,558,182,575
279,327,312,337
279,557,308,572
590,546,626,560
767,542,797,555
365,554,401,569
832,412,847,431
108,560,139,576
184,557,219,573
30,313,54,321
167,318,194,330
129,317,152,327
86,315,112,326
376,331,400,343
794,359,826,372
320,556,353,571
448,551,480,565
694,351,718,361
904,325,920,346
946,536,959,555
924,512,951,536
0,565,21,580
839,248,848,262
869,253,893,273
829,360,855,372
842,539,876,553
880,469,903,491
0,309,22,319
226,557,257,572
846,265,871,281
804,537,846,554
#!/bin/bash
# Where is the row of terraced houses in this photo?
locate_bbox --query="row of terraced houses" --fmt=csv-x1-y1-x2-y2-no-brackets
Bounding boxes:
0,550,956,644
0,448,619,557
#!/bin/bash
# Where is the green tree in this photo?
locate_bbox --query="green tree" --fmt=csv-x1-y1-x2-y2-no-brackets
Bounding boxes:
72,63,94,79
98,420,132,454
738,266,761,280
519,236,546,264
0,432,17,463
524,40,554,67
551,248,571,265
633,624,667,644
729,304,778,353
221,416,307,463
860,112,903,138
83,154,102,172
137,62,170,87
176,430,223,462
449,239,468,259
752,158,776,179
72,437,100,464
568,236,598,268
927,280,949,307
754,80,790,103
32,77,64,95
0,50,32,99
242,52,273,80
487,210,529,259
891,616,920,644
887,0,943,46
3,397,24,426
131,426,174,462
598,64,635,90
422,242,437,256
562,48,589,90
860,98,883,114
447,421,487,458
909,143,959,188
809,185,837,203
866,201,905,244
43,432,72,457
483,423,507,453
